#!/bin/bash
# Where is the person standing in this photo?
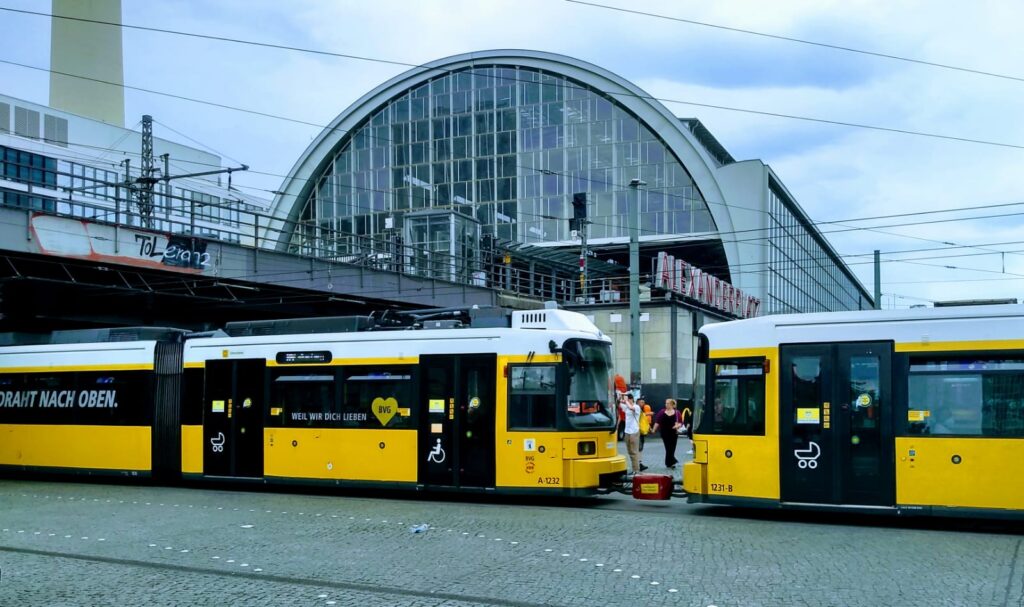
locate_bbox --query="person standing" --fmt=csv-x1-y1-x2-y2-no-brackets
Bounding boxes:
619,393,647,475
638,399,653,452
652,398,683,468
614,374,628,440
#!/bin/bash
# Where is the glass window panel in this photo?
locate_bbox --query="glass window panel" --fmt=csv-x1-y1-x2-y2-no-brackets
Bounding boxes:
475,112,494,134
411,142,427,164
521,81,540,105
522,128,541,151
619,118,639,141
476,87,495,111
497,131,516,155
433,139,451,161
476,134,495,156
497,178,514,201
452,91,470,114
454,71,473,91
431,77,449,95
477,178,495,202
432,117,451,138
496,85,515,108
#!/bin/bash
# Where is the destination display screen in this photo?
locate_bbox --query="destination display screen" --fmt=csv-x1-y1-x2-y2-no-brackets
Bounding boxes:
275,351,333,365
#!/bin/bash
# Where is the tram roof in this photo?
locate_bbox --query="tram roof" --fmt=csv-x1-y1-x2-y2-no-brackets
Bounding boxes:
701,304,1024,351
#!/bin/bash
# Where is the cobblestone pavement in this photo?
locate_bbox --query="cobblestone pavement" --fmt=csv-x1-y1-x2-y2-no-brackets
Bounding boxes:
0,440,1020,607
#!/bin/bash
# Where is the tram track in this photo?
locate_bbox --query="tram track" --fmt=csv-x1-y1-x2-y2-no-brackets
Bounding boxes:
0,544,565,607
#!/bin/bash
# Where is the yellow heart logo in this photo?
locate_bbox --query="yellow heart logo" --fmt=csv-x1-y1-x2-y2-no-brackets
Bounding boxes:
372,397,399,426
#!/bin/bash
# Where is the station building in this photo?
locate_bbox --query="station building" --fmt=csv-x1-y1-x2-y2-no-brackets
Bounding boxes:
266,50,873,402
0,92,267,243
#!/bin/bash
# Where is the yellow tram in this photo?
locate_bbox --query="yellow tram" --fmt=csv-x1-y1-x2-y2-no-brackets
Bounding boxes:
684,304,1024,517
0,306,626,496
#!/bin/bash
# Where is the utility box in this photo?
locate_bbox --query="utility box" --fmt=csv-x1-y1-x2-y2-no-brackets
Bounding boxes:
632,474,673,500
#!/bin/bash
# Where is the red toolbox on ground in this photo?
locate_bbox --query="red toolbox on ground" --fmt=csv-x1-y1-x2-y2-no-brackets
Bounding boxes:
631,474,673,500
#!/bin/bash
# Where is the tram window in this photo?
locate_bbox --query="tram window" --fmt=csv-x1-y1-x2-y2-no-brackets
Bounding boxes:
566,341,615,429
509,365,557,430
272,373,335,428
907,358,1024,437
340,366,415,429
707,361,765,436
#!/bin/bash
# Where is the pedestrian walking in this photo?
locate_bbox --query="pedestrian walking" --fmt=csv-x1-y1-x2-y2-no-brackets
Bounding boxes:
619,393,647,475
652,398,683,468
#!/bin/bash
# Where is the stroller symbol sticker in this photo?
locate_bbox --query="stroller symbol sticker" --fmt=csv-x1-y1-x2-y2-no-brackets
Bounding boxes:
210,432,226,453
427,438,446,463
794,441,821,469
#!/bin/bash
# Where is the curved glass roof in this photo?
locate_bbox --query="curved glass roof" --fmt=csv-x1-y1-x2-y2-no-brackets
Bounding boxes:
291,64,715,255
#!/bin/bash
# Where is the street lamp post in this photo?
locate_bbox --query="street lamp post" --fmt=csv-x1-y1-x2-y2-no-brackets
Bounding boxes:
628,177,646,389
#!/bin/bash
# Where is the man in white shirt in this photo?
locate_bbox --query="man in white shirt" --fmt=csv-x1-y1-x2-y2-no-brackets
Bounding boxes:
619,393,647,475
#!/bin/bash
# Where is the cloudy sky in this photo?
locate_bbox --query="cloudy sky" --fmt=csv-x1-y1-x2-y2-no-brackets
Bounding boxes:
1,0,1022,307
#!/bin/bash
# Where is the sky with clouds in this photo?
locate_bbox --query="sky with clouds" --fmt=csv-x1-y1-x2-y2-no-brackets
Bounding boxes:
1,0,1022,308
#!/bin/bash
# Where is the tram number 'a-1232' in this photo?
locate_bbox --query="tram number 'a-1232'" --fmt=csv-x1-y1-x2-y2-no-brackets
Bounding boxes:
538,477,561,485
710,483,734,493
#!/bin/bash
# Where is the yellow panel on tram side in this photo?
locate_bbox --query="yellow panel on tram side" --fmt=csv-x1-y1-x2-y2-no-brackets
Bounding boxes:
702,435,780,500
181,424,203,474
492,353,625,490
0,424,151,472
895,437,1024,512
683,461,705,495
496,431,567,489
264,428,417,483
698,347,781,500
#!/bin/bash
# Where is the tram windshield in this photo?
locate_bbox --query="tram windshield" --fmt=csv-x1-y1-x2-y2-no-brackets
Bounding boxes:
565,340,615,429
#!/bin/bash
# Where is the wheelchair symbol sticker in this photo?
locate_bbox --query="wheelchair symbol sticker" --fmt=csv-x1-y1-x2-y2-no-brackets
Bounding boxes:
794,441,821,469
427,438,446,463
210,432,226,453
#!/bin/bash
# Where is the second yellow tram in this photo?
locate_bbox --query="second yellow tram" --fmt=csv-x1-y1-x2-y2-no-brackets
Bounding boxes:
685,304,1024,518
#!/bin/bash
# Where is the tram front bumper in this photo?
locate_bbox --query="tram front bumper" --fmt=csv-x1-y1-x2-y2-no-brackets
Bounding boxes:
570,454,627,490
683,461,704,495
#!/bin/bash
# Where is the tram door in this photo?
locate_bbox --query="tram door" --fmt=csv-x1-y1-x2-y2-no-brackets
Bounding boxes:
203,359,265,479
419,354,496,488
779,343,893,506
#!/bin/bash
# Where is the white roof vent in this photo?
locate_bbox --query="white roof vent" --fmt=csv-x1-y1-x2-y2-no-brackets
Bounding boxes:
512,309,602,336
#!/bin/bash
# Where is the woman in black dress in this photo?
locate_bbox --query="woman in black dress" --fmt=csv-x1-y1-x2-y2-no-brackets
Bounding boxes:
651,398,683,468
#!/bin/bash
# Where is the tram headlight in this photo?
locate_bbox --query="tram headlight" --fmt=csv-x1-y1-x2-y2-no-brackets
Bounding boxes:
577,440,596,456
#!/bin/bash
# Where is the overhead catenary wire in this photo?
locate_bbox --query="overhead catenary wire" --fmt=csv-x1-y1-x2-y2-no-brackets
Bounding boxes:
6,141,1024,283
2,9,1024,151
4,145,1023,303
3,48,1022,263
562,0,1024,84
1,11,1020,299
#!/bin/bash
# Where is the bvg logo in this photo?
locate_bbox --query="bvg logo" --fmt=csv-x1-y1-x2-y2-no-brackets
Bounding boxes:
372,397,398,426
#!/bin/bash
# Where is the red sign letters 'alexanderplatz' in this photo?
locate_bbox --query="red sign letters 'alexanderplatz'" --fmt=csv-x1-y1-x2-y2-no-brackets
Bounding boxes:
654,251,761,319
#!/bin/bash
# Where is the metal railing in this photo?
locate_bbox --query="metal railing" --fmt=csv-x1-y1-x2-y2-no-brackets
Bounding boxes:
1,169,651,307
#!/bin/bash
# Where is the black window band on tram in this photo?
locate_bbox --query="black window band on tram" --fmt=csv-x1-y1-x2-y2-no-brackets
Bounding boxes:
0,369,153,426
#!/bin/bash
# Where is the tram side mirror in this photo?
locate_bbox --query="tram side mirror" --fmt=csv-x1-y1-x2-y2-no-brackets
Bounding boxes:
697,334,709,363
549,339,580,376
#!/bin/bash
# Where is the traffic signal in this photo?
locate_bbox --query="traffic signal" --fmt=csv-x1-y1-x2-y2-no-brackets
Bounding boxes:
571,192,587,220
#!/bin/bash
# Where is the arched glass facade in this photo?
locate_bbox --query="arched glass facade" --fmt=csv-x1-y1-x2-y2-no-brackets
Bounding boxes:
292,65,715,256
